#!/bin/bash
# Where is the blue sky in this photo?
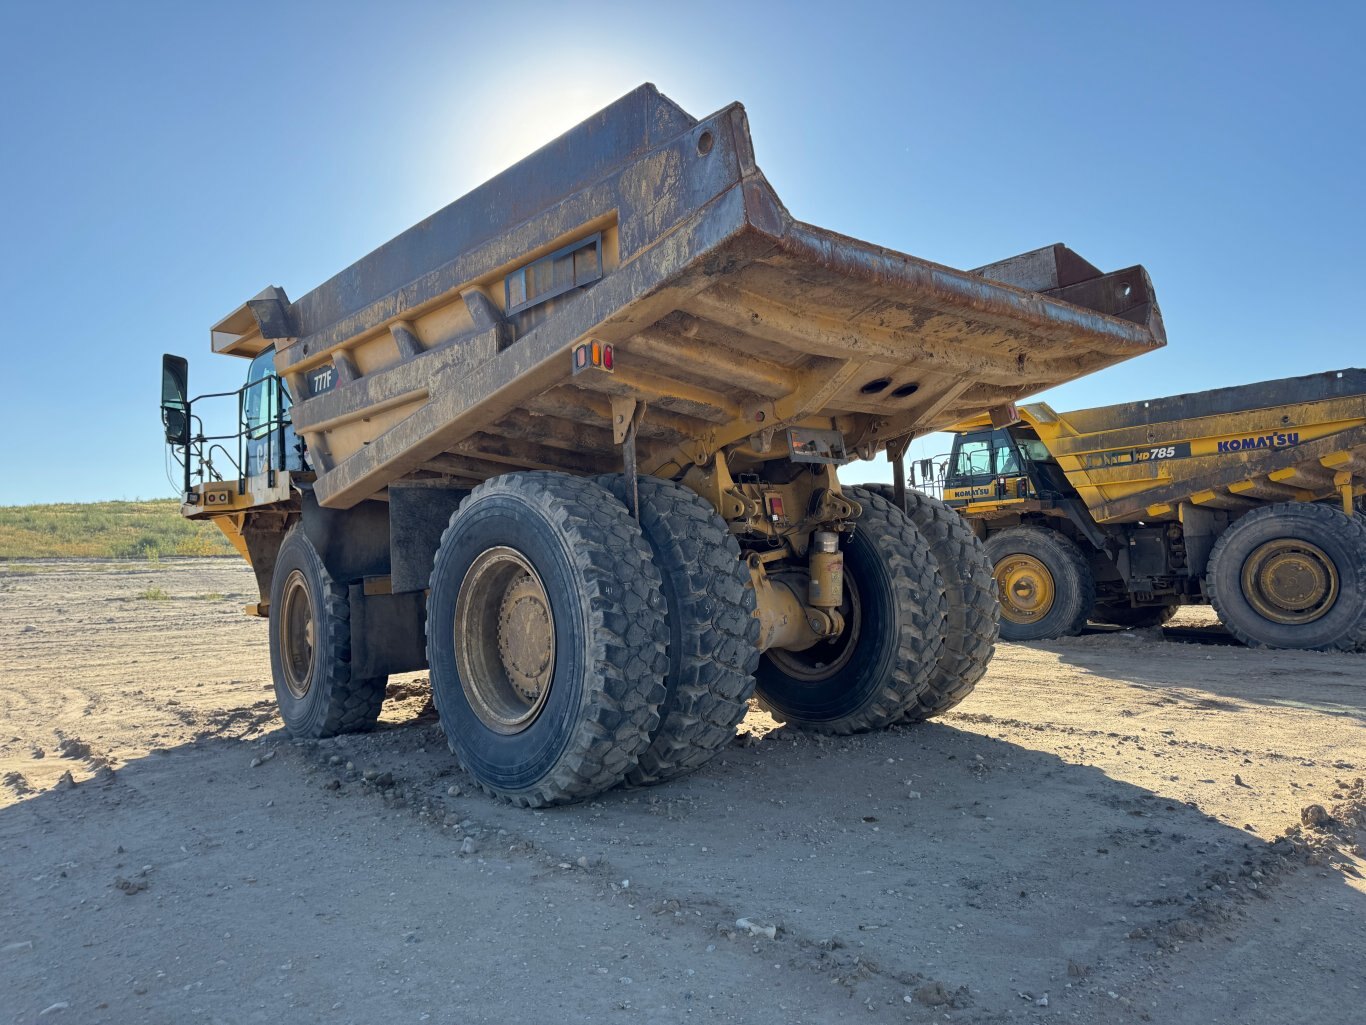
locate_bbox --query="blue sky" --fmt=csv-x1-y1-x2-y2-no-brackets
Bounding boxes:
1,0,1361,504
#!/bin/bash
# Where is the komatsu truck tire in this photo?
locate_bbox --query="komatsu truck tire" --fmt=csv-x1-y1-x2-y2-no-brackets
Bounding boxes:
1207,502,1366,651
984,526,1095,641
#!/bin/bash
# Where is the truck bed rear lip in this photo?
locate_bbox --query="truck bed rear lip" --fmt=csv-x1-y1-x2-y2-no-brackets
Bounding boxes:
769,220,1165,351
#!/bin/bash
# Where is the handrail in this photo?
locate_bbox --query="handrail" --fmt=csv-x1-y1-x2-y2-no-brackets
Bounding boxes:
173,375,291,500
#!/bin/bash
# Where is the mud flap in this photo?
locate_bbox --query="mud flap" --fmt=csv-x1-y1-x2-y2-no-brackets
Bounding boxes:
348,584,427,677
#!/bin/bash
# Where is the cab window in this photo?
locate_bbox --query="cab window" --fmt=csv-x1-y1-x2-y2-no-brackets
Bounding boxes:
953,433,993,478
991,429,1021,475
243,347,290,440
1010,426,1052,464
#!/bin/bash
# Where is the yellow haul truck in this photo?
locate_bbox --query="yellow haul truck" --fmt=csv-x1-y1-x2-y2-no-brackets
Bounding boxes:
926,370,1366,649
158,85,1165,806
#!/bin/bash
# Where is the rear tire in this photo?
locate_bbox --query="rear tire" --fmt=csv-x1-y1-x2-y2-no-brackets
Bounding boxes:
859,484,997,719
596,475,760,785
1206,502,1366,651
984,526,1095,641
268,526,387,738
426,472,668,806
1090,603,1178,629
754,486,947,734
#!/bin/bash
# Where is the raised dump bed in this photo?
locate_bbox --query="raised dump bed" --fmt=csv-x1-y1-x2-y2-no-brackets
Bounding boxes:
206,85,1163,510
930,369,1366,649
162,85,1166,805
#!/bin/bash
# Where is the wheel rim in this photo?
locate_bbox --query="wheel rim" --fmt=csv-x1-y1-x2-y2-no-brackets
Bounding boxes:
994,554,1055,624
1240,538,1339,625
454,547,556,734
278,569,315,699
764,577,863,683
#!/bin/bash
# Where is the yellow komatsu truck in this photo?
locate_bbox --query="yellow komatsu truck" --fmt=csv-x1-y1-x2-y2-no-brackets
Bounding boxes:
927,370,1366,650
158,85,1165,805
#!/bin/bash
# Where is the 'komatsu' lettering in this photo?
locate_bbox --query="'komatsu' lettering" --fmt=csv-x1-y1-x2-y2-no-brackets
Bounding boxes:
1217,431,1299,454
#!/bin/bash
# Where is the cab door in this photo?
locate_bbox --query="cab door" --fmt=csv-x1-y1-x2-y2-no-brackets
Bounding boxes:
988,428,1033,500
943,431,996,505
242,347,303,479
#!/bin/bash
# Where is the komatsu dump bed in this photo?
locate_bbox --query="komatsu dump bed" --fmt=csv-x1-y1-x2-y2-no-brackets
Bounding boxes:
210,85,1165,509
994,368,1366,523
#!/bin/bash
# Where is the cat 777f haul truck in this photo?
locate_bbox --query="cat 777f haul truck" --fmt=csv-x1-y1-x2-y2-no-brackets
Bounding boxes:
929,370,1366,650
159,85,1165,806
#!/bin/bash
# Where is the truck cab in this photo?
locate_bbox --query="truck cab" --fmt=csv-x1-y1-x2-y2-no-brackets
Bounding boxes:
942,427,1039,509
159,344,304,517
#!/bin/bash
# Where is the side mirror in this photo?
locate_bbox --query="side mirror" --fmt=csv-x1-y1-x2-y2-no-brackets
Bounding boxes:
920,459,933,480
161,354,190,445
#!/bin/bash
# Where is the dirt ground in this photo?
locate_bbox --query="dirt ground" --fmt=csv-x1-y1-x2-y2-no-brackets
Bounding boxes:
2,558,1363,1025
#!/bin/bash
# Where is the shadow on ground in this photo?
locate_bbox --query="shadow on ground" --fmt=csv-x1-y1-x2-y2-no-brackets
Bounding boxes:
1042,632,1366,722
3,701,1362,1025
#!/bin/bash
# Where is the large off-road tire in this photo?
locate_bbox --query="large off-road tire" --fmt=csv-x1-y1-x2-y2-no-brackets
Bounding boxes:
426,472,668,806
859,484,998,719
984,526,1095,641
268,525,387,738
1089,602,1178,629
1206,502,1366,651
596,475,760,786
1359,510,1366,652
754,486,947,734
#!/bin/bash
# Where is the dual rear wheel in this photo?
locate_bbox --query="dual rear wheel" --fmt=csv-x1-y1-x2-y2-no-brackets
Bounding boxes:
1207,502,1366,651
425,475,980,801
852,485,999,719
753,485,950,734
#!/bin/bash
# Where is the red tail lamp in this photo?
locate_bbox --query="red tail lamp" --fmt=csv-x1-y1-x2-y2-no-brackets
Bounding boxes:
571,340,614,375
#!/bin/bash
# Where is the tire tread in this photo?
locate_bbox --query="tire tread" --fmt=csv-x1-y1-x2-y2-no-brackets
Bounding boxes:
859,484,998,719
755,486,947,733
426,472,668,807
596,475,760,785
1207,502,1366,652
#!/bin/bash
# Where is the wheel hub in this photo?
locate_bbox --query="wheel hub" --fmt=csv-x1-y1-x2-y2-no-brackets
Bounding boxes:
1241,538,1338,625
278,569,315,699
764,576,862,683
994,554,1055,624
497,574,554,703
454,547,556,733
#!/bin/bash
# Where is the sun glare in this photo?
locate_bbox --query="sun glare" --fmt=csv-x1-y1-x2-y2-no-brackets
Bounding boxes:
427,53,702,201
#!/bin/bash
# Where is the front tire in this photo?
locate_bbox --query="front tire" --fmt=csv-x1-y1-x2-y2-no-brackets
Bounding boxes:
426,473,668,806
984,526,1095,641
754,486,947,734
1206,502,1366,651
268,526,387,738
